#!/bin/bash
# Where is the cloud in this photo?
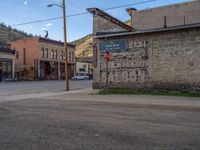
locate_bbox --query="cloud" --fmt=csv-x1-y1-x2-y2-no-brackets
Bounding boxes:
46,23,52,27
29,26,33,28
41,28,46,31
24,1,28,5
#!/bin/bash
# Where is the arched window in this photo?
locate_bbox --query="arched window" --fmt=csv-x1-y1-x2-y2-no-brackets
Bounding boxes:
41,47,44,58
69,52,71,61
51,49,54,59
55,50,57,59
45,48,48,58
61,51,63,60
71,52,74,61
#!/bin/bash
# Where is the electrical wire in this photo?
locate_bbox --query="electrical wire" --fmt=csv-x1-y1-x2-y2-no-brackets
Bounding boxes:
11,0,157,27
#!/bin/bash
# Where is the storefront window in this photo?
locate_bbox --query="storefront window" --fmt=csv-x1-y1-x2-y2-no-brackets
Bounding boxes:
0,59,12,81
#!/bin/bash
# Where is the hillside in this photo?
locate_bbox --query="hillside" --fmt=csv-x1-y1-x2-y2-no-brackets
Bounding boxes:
0,22,32,44
73,19,131,59
72,34,93,58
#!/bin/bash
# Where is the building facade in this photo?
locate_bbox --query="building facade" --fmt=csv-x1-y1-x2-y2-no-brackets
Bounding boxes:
0,44,15,81
88,0,200,91
76,57,93,75
11,37,75,81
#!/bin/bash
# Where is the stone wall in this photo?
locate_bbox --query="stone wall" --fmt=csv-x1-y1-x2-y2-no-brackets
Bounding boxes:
93,15,127,35
132,0,200,30
93,27,200,91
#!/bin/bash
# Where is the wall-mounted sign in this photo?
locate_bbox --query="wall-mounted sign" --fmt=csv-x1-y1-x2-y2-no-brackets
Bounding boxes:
99,39,128,53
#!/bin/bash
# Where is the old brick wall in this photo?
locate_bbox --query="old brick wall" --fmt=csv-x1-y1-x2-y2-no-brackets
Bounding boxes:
11,38,39,66
93,27,200,91
132,0,200,30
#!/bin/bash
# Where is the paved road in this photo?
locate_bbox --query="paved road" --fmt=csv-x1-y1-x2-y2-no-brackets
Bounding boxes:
0,94,200,150
0,80,92,96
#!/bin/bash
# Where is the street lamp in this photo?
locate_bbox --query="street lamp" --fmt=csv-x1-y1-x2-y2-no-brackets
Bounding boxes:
47,0,69,91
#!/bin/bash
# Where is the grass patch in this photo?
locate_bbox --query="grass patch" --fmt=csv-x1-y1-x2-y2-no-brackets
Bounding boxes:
98,88,200,97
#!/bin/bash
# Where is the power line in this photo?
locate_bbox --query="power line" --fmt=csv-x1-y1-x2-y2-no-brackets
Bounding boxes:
11,0,157,27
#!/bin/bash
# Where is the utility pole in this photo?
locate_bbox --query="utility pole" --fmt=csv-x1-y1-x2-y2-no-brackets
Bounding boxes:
47,0,69,91
62,0,69,91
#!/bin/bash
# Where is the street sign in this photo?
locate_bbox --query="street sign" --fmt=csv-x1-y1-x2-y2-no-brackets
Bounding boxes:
99,39,127,53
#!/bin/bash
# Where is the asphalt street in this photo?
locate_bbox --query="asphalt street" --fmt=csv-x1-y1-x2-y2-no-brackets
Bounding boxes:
0,94,200,150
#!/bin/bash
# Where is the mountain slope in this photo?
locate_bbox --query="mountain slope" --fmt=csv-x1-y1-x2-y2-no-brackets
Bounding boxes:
0,22,32,44
71,34,93,58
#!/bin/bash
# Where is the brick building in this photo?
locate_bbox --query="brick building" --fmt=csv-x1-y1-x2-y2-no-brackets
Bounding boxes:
11,37,75,80
88,0,200,91
0,44,15,81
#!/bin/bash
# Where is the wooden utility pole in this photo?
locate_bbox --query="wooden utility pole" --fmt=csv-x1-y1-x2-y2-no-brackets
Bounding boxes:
62,0,69,91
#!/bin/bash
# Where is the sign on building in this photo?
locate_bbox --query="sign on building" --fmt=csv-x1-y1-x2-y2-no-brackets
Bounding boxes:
99,39,128,53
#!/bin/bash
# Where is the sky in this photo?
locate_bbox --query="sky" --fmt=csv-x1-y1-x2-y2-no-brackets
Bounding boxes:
0,0,191,42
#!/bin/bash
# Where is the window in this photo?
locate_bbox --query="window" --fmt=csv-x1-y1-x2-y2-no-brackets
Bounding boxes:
71,52,74,61
15,50,19,59
79,68,86,72
23,48,26,65
41,47,44,58
61,51,63,60
51,49,54,59
63,52,66,60
55,50,57,59
45,48,48,58
83,64,87,68
69,52,71,61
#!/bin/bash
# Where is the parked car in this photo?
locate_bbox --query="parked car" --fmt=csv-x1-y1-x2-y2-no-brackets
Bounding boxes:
72,74,89,80
87,74,93,80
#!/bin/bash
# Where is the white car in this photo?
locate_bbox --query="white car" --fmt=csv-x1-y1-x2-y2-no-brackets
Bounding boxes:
72,75,89,80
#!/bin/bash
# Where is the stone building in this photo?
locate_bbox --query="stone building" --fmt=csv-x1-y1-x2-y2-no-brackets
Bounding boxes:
0,44,15,81
88,0,200,91
11,37,75,80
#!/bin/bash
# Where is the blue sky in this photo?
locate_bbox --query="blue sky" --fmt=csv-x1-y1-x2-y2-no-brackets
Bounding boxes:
0,0,191,42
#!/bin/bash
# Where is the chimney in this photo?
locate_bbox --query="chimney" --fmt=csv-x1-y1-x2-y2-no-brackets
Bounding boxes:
126,8,137,27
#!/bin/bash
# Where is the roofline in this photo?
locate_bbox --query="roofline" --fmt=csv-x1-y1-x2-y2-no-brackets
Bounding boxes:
11,37,75,48
38,37,75,48
94,23,200,38
136,0,197,13
87,7,133,31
